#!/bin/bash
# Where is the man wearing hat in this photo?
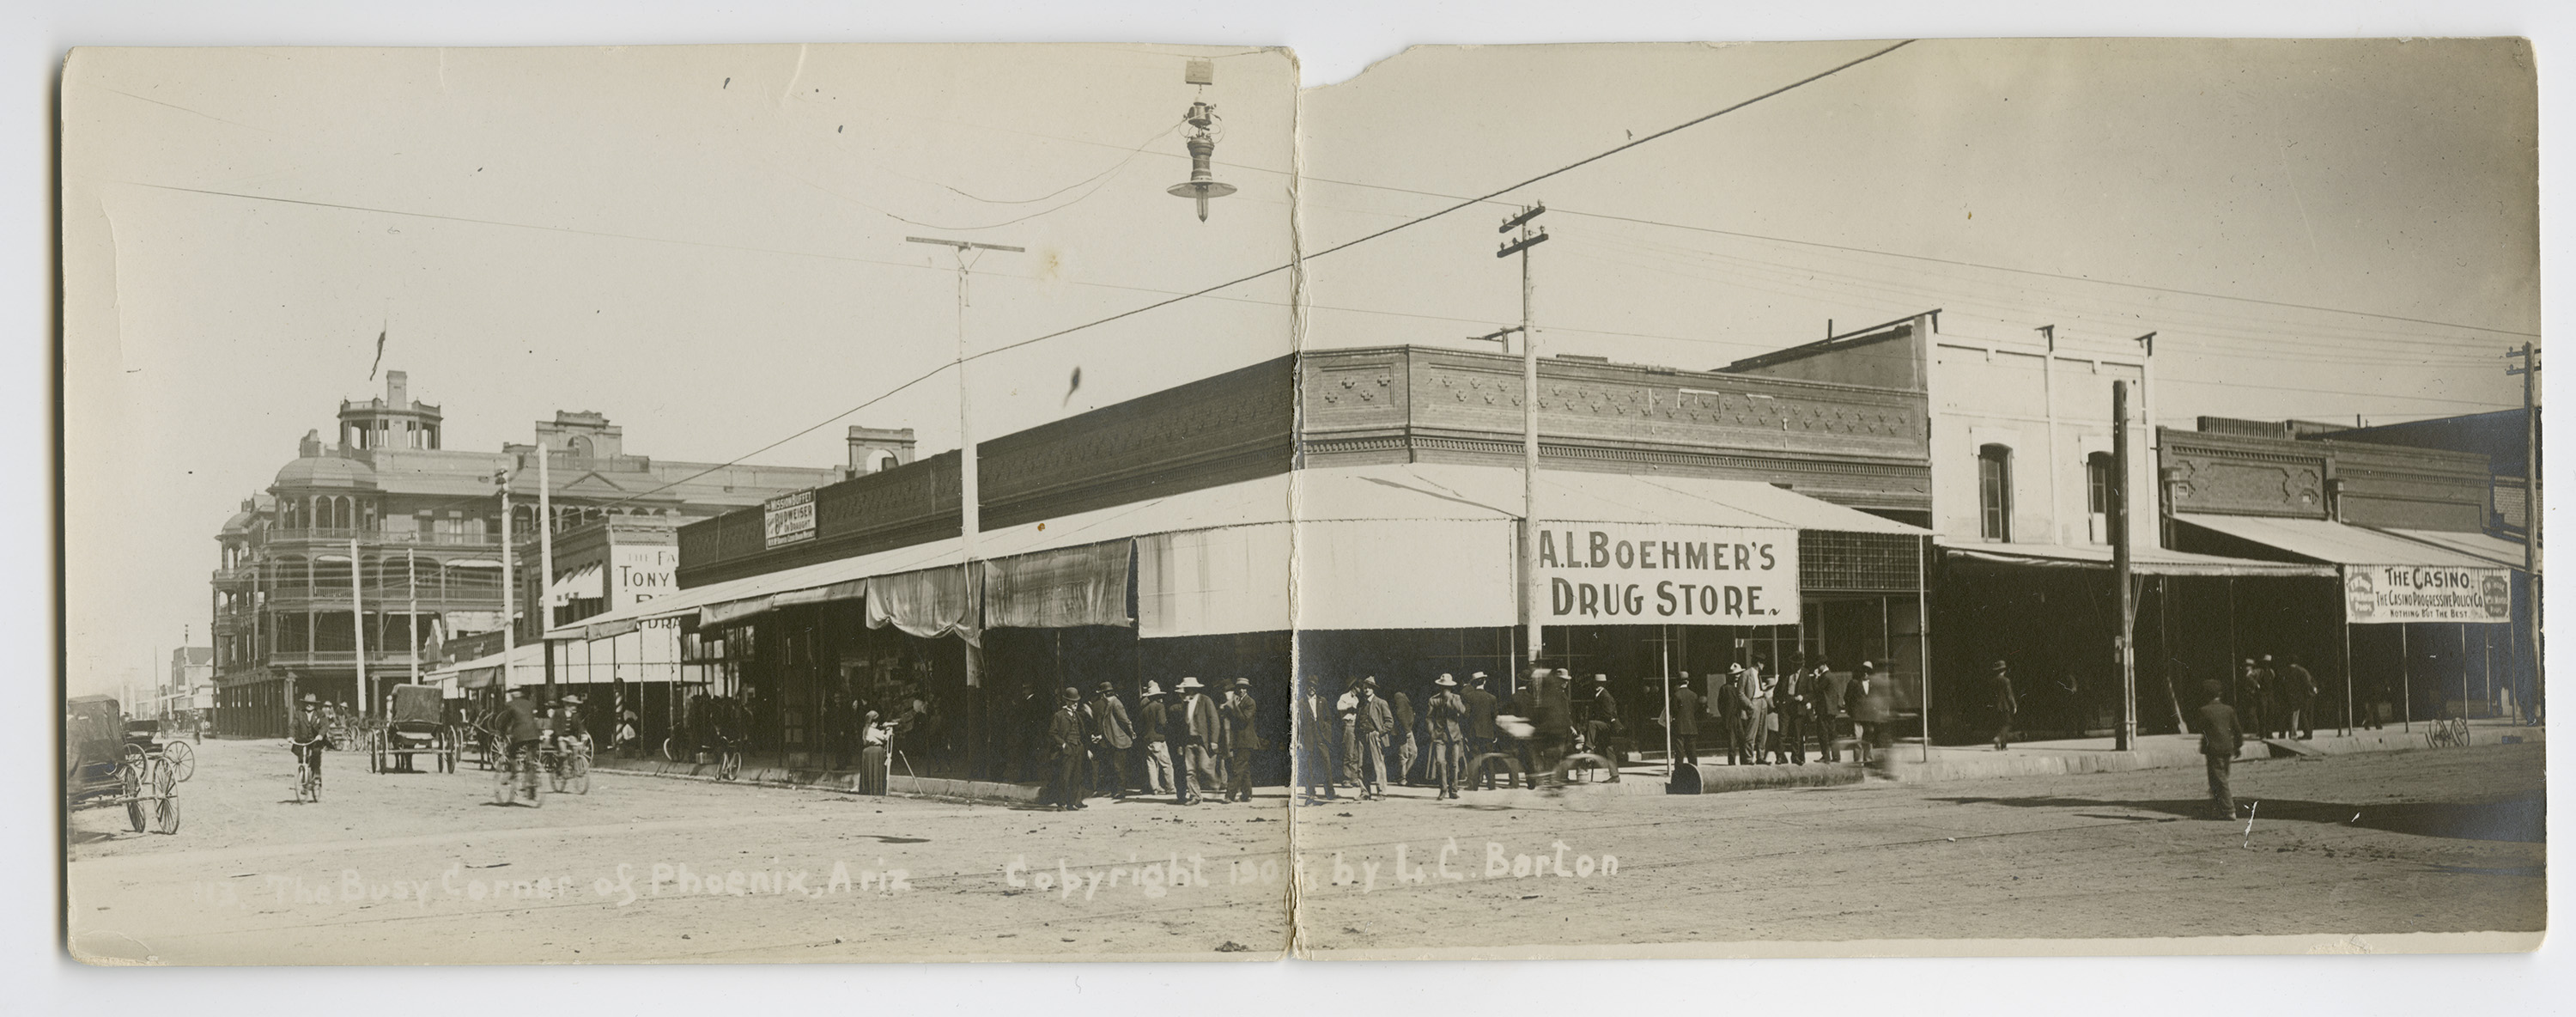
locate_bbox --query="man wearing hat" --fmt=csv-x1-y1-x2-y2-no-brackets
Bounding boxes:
1584,674,1624,780
1669,673,1701,766
2237,657,2271,741
1717,664,1747,764
1172,677,1223,805
1425,673,1467,799
498,686,544,794
1988,660,2019,752
1738,661,1774,764
1352,677,1395,799
1461,673,1499,790
1335,680,1364,789
289,692,330,789
1222,678,1261,803
1044,687,1088,810
1083,683,1135,800
1137,680,1174,796
1296,676,1339,803
2195,679,2245,819
2278,654,2319,740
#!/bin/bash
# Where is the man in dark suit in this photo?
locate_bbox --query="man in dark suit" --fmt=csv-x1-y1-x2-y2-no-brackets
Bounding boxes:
1819,662,1852,763
1044,687,1087,811
1510,672,1542,788
2238,657,2272,740
1084,682,1134,800
1718,664,1747,764
2196,679,2244,819
1534,668,1575,783
1388,688,1417,787
1297,677,1337,803
1425,673,1467,799
1353,678,1395,800
1222,678,1260,803
1989,660,2019,752
1137,680,1173,796
2278,655,2319,740
1777,655,1811,764
1585,674,1624,781
1461,673,1499,789
1173,677,1222,806
1670,674,1701,766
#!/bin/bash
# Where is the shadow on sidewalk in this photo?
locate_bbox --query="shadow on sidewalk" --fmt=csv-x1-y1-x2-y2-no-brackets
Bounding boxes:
1927,793,2546,843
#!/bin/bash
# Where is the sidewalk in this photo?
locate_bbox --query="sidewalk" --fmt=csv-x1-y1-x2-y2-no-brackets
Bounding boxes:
1646,716,2547,795
586,751,1046,804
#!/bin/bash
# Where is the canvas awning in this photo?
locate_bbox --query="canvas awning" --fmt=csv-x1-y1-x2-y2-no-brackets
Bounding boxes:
1940,539,2336,578
2173,514,2501,569
547,461,1932,642
423,641,547,692
2371,527,2533,572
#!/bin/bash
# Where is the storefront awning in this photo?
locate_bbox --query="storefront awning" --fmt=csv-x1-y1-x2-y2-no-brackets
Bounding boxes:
422,641,548,693
2173,514,2501,569
2371,527,2533,572
548,461,1931,642
1939,540,2335,578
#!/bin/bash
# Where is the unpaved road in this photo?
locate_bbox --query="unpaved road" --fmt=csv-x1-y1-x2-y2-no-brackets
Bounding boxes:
66,739,1293,964
67,739,2542,963
1290,741,2545,954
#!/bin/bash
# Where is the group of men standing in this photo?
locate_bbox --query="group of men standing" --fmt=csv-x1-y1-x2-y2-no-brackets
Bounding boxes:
1674,656,1897,767
1037,676,1261,811
1296,672,1511,802
2235,654,2324,740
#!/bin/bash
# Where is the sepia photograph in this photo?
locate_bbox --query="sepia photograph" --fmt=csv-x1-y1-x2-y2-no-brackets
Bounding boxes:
56,33,2542,967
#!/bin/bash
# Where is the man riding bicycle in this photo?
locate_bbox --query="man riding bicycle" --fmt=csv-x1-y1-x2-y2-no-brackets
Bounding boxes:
497,687,544,793
289,692,328,789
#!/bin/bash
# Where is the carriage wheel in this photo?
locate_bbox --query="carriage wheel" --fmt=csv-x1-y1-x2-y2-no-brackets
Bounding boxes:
154,760,181,834
163,740,196,783
120,760,146,832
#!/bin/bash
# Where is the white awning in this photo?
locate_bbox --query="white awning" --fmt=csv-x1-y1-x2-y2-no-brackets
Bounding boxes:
422,641,547,691
2174,514,2500,569
2371,527,2532,572
547,461,1929,642
1939,539,2336,578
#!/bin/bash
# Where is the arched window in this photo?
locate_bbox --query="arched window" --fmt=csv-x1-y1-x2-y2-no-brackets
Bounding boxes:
568,435,593,459
1978,444,2014,542
878,454,899,472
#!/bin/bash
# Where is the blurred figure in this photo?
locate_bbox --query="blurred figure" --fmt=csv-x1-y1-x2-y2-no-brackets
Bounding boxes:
1425,674,1466,799
1988,660,2018,751
1461,673,1499,790
2196,679,2244,819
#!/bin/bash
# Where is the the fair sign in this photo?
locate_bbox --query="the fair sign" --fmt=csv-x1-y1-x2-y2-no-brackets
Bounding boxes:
1538,523,1798,624
2343,564,2512,624
612,545,678,608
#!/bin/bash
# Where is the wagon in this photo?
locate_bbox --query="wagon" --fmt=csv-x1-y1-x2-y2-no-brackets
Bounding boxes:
369,684,459,773
64,695,184,835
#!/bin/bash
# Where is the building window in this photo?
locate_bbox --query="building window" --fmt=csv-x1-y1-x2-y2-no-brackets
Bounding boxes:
2086,453,2114,515
1978,443,2013,542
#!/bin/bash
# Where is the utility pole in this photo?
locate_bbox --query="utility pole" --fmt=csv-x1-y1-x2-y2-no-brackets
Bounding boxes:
407,548,420,685
1498,202,1549,693
496,467,516,697
2111,380,2136,751
908,236,1023,694
350,537,368,719
2508,343,2542,722
538,446,556,709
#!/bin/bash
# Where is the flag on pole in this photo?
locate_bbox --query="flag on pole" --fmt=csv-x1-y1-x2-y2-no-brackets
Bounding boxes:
368,328,387,381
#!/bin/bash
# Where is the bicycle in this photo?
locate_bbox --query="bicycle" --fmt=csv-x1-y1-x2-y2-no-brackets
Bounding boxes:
711,734,744,782
492,740,543,807
289,736,322,803
2425,715,2472,749
544,736,593,795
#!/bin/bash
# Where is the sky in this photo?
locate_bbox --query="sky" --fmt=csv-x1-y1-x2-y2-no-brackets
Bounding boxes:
60,39,2537,698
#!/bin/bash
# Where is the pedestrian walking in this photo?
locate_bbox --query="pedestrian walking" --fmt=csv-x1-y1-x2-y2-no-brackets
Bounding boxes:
1173,677,1222,806
2279,655,2319,740
1084,682,1134,800
1223,677,1260,803
1988,660,2019,751
1425,673,1467,798
1297,678,1338,802
1669,673,1701,765
2196,679,2244,819
1389,687,1418,787
1354,677,1394,799
1853,661,1896,776
1137,680,1174,795
1044,687,1087,811
1819,661,1851,763
1510,672,1544,788
1461,672,1499,790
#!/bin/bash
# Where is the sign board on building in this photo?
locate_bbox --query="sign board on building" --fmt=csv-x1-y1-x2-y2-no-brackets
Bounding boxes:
763,490,816,548
1539,523,1799,624
611,545,678,607
2342,564,2512,624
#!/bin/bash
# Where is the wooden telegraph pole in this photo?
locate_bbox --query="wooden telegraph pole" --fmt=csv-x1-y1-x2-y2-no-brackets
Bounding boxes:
1499,202,1549,695
2112,380,2136,751
2507,344,2541,722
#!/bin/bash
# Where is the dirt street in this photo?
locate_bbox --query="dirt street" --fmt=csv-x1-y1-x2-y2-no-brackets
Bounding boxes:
68,739,2543,963
1290,741,2546,955
66,739,1295,964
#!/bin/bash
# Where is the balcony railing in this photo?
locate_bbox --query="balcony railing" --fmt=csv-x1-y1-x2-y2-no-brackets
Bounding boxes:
264,527,506,547
258,649,434,670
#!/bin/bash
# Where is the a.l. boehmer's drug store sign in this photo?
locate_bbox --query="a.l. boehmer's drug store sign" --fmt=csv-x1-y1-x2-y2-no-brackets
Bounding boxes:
2343,564,2512,624
1539,524,1798,624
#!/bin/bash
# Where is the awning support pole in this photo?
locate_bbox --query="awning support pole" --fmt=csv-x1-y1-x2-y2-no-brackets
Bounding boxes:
1919,534,1933,763
2401,624,2413,732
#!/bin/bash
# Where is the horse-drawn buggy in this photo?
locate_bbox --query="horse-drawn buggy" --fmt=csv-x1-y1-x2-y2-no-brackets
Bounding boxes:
369,684,459,773
64,695,186,835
